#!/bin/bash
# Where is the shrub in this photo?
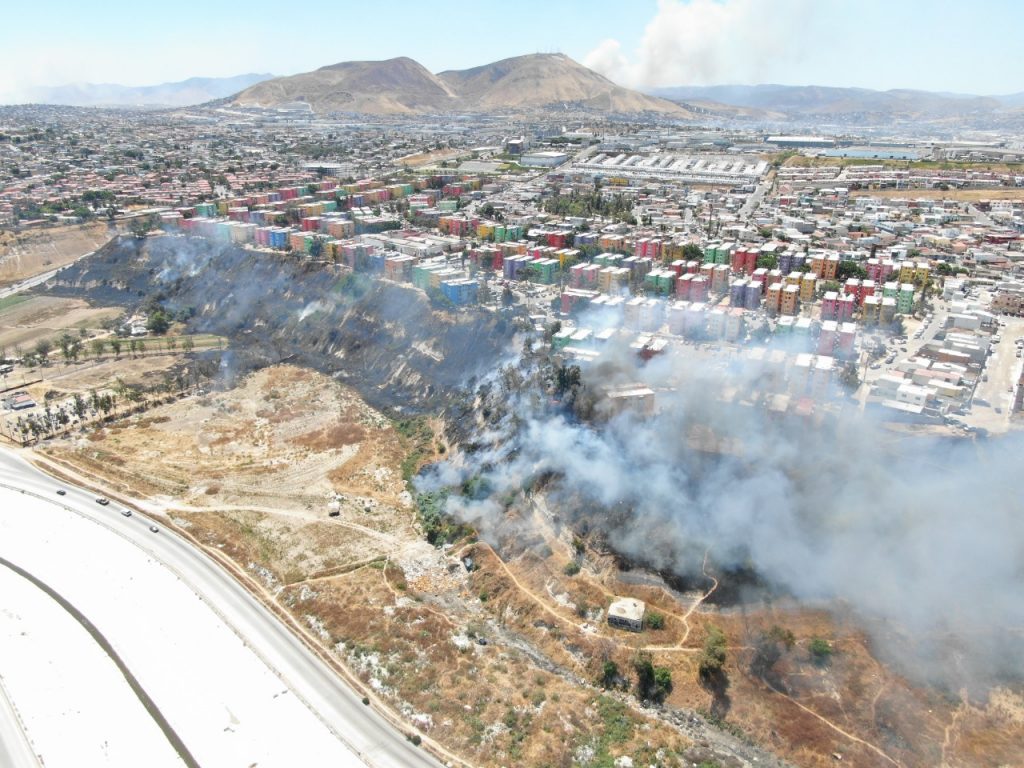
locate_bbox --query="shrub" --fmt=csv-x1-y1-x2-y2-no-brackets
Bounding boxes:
645,611,665,630
809,637,833,665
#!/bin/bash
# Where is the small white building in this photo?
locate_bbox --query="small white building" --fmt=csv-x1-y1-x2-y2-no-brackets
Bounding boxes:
607,597,646,632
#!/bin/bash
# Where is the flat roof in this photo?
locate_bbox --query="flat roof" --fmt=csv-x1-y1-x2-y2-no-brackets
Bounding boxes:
608,597,646,623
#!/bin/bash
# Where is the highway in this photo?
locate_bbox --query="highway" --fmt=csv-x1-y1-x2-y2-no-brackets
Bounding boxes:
0,447,446,768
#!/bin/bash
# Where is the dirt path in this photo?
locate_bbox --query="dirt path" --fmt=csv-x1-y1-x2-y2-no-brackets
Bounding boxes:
643,548,719,652
940,693,968,768
752,672,902,767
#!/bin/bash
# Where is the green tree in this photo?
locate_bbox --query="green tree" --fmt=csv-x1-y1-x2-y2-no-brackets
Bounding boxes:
645,611,665,630
34,338,52,364
756,253,778,270
58,332,76,362
809,637,833,666
110,337,122,359
146,310,170,335
632,651,672,703
698,626,727,683
182,336,195,353
681,243,703,261
836,260,868,281
599,660,619,689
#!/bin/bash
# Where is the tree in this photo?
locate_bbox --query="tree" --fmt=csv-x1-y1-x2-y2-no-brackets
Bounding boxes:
91,339,105,358
756,253,778,270
309,238,324,259
599,659,620,689
182,336,195,353
632,651,672,703
645,611,665,630
128,213,158,239
809,637,833,666
681,243,703,261
836,260,868,281
110,337,122,359
58,332,76,362
698,626,727,684
72,393,87,421
146,310,170,335
34,339,52,365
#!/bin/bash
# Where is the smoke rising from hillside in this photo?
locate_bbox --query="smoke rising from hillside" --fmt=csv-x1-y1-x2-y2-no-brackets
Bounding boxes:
585,0,814,89
422,322,1024,689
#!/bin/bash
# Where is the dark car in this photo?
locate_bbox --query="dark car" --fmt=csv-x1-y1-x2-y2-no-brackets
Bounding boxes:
95,497,110,506
149,525,159,533
56,489,66,496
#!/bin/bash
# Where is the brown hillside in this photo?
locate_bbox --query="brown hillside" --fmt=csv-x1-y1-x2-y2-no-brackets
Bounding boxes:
233,56,458,115
232,53,691,117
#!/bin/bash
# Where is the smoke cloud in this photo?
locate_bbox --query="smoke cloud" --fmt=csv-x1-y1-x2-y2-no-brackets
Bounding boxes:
584,0,815,89
422,308,1024,690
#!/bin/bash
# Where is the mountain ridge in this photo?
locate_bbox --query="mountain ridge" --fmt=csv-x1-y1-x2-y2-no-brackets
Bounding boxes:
20,73,274,108
231,53,691,116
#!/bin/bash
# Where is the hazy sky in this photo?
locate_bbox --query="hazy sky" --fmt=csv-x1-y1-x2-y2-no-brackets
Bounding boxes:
1,0,1022,101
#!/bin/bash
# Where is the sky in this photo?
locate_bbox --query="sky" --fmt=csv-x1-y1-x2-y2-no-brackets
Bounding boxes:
1,0,1023,101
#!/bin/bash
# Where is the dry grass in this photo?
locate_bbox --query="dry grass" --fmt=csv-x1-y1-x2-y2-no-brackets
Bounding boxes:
850,188,1024,201
0,222,110,287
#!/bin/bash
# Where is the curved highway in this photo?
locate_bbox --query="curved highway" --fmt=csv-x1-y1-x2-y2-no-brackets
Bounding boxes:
0,447,445,768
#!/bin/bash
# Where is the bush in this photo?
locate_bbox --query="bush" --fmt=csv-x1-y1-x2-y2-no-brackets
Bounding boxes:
563,561,581,576
598,659,619,689
809,637,833,665
645,611,665,630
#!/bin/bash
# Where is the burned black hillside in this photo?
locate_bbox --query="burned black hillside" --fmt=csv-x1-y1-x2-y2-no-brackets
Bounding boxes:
44,235,510,412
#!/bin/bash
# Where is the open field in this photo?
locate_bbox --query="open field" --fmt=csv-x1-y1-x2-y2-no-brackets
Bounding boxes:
0,223,111,288
779,154,1024,174
397,149,467,168
0,295,121,352
850,187,1024,201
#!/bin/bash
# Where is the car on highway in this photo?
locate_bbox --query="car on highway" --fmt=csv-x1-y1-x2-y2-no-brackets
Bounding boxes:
56,489,66,496
121,508,132,517
149,525,159,533
95,497,109,505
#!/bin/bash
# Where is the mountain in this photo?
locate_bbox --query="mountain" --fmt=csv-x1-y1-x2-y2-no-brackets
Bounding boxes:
651,84,1002,121
231,54,691,116
435,54,686,115
22,74,274,108
232,57,458,115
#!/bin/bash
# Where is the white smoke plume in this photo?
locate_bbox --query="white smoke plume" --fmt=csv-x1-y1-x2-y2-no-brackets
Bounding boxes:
585,0,815,89
421,310,1024,690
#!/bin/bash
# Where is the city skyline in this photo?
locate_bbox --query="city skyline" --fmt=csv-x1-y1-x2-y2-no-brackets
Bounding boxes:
2,0,1024,103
